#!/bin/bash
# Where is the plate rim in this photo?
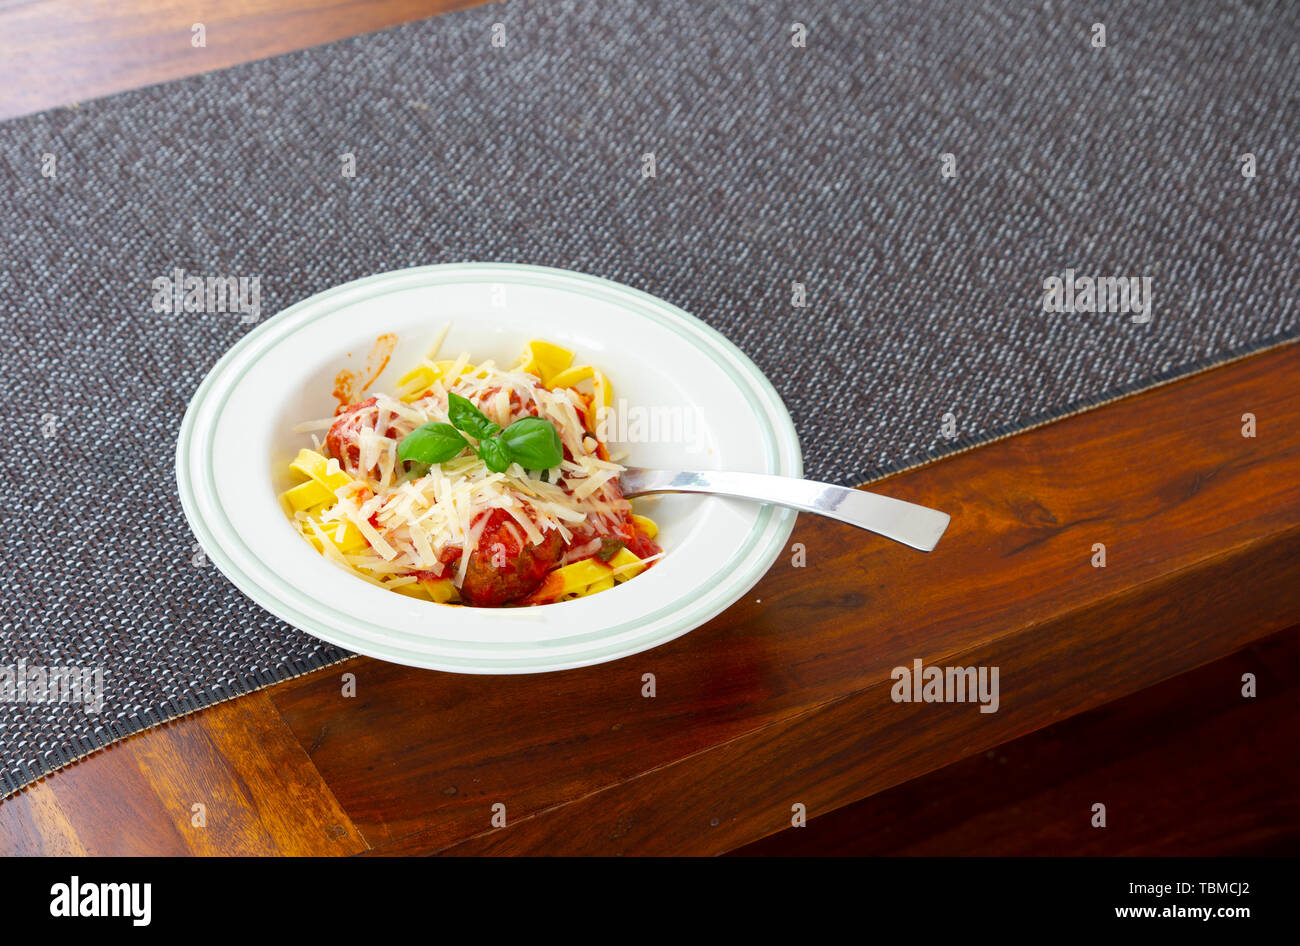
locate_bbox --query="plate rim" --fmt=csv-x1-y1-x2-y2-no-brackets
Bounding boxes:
176,262,802,673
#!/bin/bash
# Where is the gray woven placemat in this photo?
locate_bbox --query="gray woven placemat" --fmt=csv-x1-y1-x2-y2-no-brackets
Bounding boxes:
0,0,1296,798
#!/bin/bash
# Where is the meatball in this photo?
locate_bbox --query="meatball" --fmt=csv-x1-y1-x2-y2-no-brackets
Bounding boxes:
458,509,564,607
326,397,400,478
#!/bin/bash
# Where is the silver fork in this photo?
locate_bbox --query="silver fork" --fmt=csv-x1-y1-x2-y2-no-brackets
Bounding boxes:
619,469,951,552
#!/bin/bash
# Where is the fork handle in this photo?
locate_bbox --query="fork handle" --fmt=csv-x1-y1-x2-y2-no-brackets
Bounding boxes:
619,469,950,552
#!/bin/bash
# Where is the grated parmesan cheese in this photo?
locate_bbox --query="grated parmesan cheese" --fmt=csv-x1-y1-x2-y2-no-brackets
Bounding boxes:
307,359,635,590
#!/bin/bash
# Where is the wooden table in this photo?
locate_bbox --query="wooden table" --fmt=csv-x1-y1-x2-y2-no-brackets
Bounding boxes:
2,1,1297,856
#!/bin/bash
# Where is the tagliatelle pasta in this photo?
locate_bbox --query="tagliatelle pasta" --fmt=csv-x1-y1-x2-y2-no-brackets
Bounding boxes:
280,334,662,607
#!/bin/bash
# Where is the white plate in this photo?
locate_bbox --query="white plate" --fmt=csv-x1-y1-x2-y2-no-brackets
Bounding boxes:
177,263,802,673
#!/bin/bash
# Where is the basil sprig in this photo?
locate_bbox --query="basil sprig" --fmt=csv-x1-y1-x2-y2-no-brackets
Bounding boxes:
398,392,564,472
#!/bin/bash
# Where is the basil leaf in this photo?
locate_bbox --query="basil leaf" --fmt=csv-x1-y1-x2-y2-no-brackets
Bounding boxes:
500,416,564,470
447,392,501,441
397,423,469,464
596,538,624,562
477,435,511,473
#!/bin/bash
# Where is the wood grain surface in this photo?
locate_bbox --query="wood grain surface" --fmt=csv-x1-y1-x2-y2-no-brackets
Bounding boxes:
0,0,486,122
1,0,1296,857
736,626,1300,856
2,341,1296,855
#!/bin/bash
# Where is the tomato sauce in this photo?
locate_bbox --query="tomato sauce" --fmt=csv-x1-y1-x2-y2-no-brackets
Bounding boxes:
332,333,397,412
